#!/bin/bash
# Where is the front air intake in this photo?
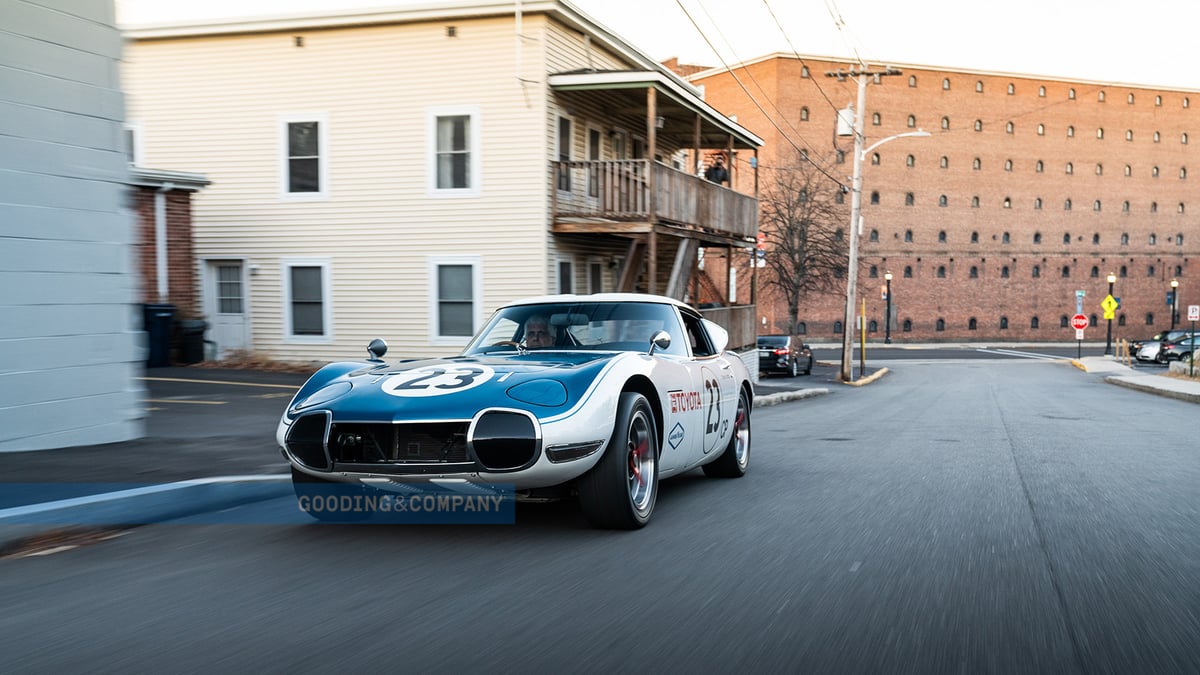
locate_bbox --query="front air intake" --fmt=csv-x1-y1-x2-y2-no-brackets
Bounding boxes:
286,413,331,470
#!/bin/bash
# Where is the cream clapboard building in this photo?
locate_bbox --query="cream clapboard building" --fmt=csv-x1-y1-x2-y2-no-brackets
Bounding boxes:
122,0,762,363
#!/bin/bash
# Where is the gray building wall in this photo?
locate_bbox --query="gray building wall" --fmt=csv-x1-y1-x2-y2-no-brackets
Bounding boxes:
0,0,145,451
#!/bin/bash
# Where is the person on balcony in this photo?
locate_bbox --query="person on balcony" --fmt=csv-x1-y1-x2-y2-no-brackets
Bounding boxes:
705,154,729,185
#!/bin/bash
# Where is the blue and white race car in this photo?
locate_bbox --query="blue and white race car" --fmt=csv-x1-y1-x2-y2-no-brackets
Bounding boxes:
277,293,753,529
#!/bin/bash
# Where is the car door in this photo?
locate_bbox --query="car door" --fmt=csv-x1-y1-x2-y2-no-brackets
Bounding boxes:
682,312,737,466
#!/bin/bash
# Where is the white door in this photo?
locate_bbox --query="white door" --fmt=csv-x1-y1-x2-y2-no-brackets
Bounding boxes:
206,260,248,358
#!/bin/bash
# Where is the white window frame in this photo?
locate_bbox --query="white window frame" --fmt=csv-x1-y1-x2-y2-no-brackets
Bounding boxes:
556,256,575,294
279,113,329,200
282,257,332,343
428,255,482,345
426,105,481,197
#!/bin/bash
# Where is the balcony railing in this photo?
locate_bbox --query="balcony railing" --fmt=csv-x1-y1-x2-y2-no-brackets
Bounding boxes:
551,160,757,241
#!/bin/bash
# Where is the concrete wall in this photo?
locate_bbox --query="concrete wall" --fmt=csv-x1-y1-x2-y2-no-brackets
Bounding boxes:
0,0,144,451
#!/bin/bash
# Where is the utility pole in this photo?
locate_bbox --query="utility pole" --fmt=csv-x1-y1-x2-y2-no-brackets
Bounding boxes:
827,66,902,382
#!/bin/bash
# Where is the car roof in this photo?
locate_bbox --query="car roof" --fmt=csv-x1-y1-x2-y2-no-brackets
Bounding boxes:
500,293,694,311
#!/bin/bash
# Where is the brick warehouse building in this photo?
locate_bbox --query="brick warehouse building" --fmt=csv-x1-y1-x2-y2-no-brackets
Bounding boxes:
685,53,1199,343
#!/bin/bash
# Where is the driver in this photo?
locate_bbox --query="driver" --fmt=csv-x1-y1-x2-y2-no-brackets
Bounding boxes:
523,314,553,349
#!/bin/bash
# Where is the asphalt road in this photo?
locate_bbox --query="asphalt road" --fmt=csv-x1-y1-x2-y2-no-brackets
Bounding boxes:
2,359,1198,673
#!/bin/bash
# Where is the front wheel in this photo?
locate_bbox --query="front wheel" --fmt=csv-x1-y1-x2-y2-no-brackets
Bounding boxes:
578,393,659,529
703,388,751,478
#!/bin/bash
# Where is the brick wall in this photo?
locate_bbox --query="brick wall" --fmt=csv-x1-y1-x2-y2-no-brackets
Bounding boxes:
692,56,1197,343
134,187,199,318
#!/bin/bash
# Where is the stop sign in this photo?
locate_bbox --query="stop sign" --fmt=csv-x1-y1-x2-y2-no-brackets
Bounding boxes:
1070,313,1089,330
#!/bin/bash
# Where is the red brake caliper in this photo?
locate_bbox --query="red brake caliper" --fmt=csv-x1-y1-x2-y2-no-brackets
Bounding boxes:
629,438,647,486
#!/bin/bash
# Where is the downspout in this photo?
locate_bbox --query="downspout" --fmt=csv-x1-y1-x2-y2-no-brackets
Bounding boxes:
155,182,174,304
647,86,657,295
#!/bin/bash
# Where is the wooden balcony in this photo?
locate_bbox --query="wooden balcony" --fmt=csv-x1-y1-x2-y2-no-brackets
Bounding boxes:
550,160,757,244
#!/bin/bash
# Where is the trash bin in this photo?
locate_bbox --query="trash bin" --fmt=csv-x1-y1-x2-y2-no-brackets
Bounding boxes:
178,319,208,365
143,303,176,368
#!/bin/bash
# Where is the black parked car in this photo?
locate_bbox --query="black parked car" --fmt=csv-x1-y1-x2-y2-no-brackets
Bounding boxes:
1132,330,1198,362
757,335,813,377
1161,335,1200,362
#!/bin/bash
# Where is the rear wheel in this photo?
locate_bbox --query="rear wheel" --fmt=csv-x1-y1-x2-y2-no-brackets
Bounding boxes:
789,359,799,377
703,388,751,478
802,355,813,376
578,393,658,529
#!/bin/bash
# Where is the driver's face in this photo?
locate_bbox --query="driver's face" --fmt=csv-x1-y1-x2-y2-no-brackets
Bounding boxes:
525,323,552,348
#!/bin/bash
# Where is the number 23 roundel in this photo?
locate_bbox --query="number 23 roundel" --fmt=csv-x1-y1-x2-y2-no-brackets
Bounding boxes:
382,364,495,398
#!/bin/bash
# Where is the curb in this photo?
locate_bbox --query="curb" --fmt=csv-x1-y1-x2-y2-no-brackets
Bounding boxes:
841,367,890,387
0,475,291,551
753,388,830,407
1104,375,1200,404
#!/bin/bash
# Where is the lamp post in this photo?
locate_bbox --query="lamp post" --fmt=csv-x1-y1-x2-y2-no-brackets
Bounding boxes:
1105,272,1116,355
884,271,893,344
1171,278,1180,329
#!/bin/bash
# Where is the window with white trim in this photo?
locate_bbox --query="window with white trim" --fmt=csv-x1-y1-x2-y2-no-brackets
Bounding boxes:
428,106,480,196
430,256,481,340
281,114,327,198
557,257,575,294
283,259,331,341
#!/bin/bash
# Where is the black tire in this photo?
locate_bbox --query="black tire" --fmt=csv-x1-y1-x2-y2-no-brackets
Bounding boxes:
802,356,813,376
1156,351,1167,364
291,466,369,523
789,359,798,377
703,387,751,478
578,392,659,529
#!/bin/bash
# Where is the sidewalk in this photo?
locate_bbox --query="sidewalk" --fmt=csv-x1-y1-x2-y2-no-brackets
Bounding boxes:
1072,356,1200,403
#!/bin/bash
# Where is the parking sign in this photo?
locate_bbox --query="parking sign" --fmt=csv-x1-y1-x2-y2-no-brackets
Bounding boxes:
1189,305,1200,322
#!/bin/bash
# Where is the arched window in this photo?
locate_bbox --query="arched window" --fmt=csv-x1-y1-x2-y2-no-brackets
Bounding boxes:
974,120,983,132
905,193,914,206
872,112,881,125
1145,313,1155,326
1033,265,1041,278
1000,316,1009,330
868,320,878,332
1067,125,1075,137
969,266,978,278
1155,131,1161,143
1068,88,1076,100
870,191,880,205
1121,233,1129,245
1118,315,1126,326
1064,199,1072,210
1035,198,1043,210
1128,93,1135,104
936,265,946,278
1153,166,1160,178
869,265,878,278
1094,200,1102,211
1007,83,1015,95
1096,164,1103,175
903,319,912,332
1039,86,1046,97
1097,127,1104,139
1182,167,1189,179
1003,197,1012,209
1061,265,1070,278
906,154,915,167
941,117,950,130
1037,123,1045,136
1066,162,1074,174
973,157,982,170
1002,266,1010,278
1126,130,1133,141
1124,165,1131,177
797,322,807,335
1031,316,1040,329
1177,233,1185,245
970,231,979,243
940,156,949,168
939,195,948,207
909,75,917,87
1120,265,1128,277
975,80,984,93
1060,315,1069,328
1034,232,1042,244
1063,232,1071,244
907,114,916,128
1036,160,1044,173
1092,233,1100,244
800,107,810,121
801,65,810,78
833,321,843,334
972,196,980,208
1005,159,1013,171
1090,266,1099,278
1098,90,1106,102
869,229,879,242
938,230,947,242
871,153,881,166
1151,201,1158,212
1090,313,1099,326
904,266,913,278
1184,133,1190,145
1180,203,1187,214
1002,232,1010,243
942,78,950,90
1006,121,1014,134
968,317,978,330
935,318,946,332
904,229,913,242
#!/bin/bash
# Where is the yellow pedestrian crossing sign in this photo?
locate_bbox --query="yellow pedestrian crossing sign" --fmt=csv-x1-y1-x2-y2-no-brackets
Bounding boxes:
1101,294,1119,320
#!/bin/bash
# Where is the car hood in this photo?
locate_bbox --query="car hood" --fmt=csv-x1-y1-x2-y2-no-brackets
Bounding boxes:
287,352,627,422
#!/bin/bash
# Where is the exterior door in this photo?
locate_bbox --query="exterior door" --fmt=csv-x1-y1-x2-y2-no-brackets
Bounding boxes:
206,260,248,358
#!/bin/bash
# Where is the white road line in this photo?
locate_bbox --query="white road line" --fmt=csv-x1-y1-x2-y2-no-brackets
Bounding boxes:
976,348,1067,361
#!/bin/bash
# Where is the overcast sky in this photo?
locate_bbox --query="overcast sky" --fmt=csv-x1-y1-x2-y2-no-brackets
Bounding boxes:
116,0,1200,90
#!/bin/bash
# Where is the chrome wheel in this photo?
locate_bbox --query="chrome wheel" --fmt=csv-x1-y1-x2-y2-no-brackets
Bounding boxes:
626,408,656,512
731,391,750,469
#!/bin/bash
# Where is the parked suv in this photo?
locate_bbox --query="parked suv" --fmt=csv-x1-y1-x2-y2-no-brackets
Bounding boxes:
757,335,813,377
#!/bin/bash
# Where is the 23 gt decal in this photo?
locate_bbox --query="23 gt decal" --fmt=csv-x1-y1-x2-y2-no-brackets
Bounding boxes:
381,364,495,397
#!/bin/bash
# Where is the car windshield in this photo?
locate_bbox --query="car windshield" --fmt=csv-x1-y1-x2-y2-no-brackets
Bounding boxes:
758,336,788,348
463,301,688,356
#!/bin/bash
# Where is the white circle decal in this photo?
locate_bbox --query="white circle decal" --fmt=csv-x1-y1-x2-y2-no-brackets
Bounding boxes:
381,364,495,397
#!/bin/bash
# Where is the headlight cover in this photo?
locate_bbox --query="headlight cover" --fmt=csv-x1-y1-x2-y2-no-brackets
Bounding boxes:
291,382,352,413
506,379,568,407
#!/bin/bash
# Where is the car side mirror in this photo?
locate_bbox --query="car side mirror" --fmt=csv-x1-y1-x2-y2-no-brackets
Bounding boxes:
649,330,672,355
367,338,388,361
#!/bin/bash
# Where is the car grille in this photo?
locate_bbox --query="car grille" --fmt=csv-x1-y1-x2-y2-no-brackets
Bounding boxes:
328,422,470,464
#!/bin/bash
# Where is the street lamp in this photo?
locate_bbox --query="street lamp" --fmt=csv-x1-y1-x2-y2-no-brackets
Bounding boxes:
838,127,930,382
1105,272,1116,355
884,270,893,344
1171,278,1180,329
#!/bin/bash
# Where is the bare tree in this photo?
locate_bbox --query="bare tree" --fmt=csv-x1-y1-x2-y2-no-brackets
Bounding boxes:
757,154,851,334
